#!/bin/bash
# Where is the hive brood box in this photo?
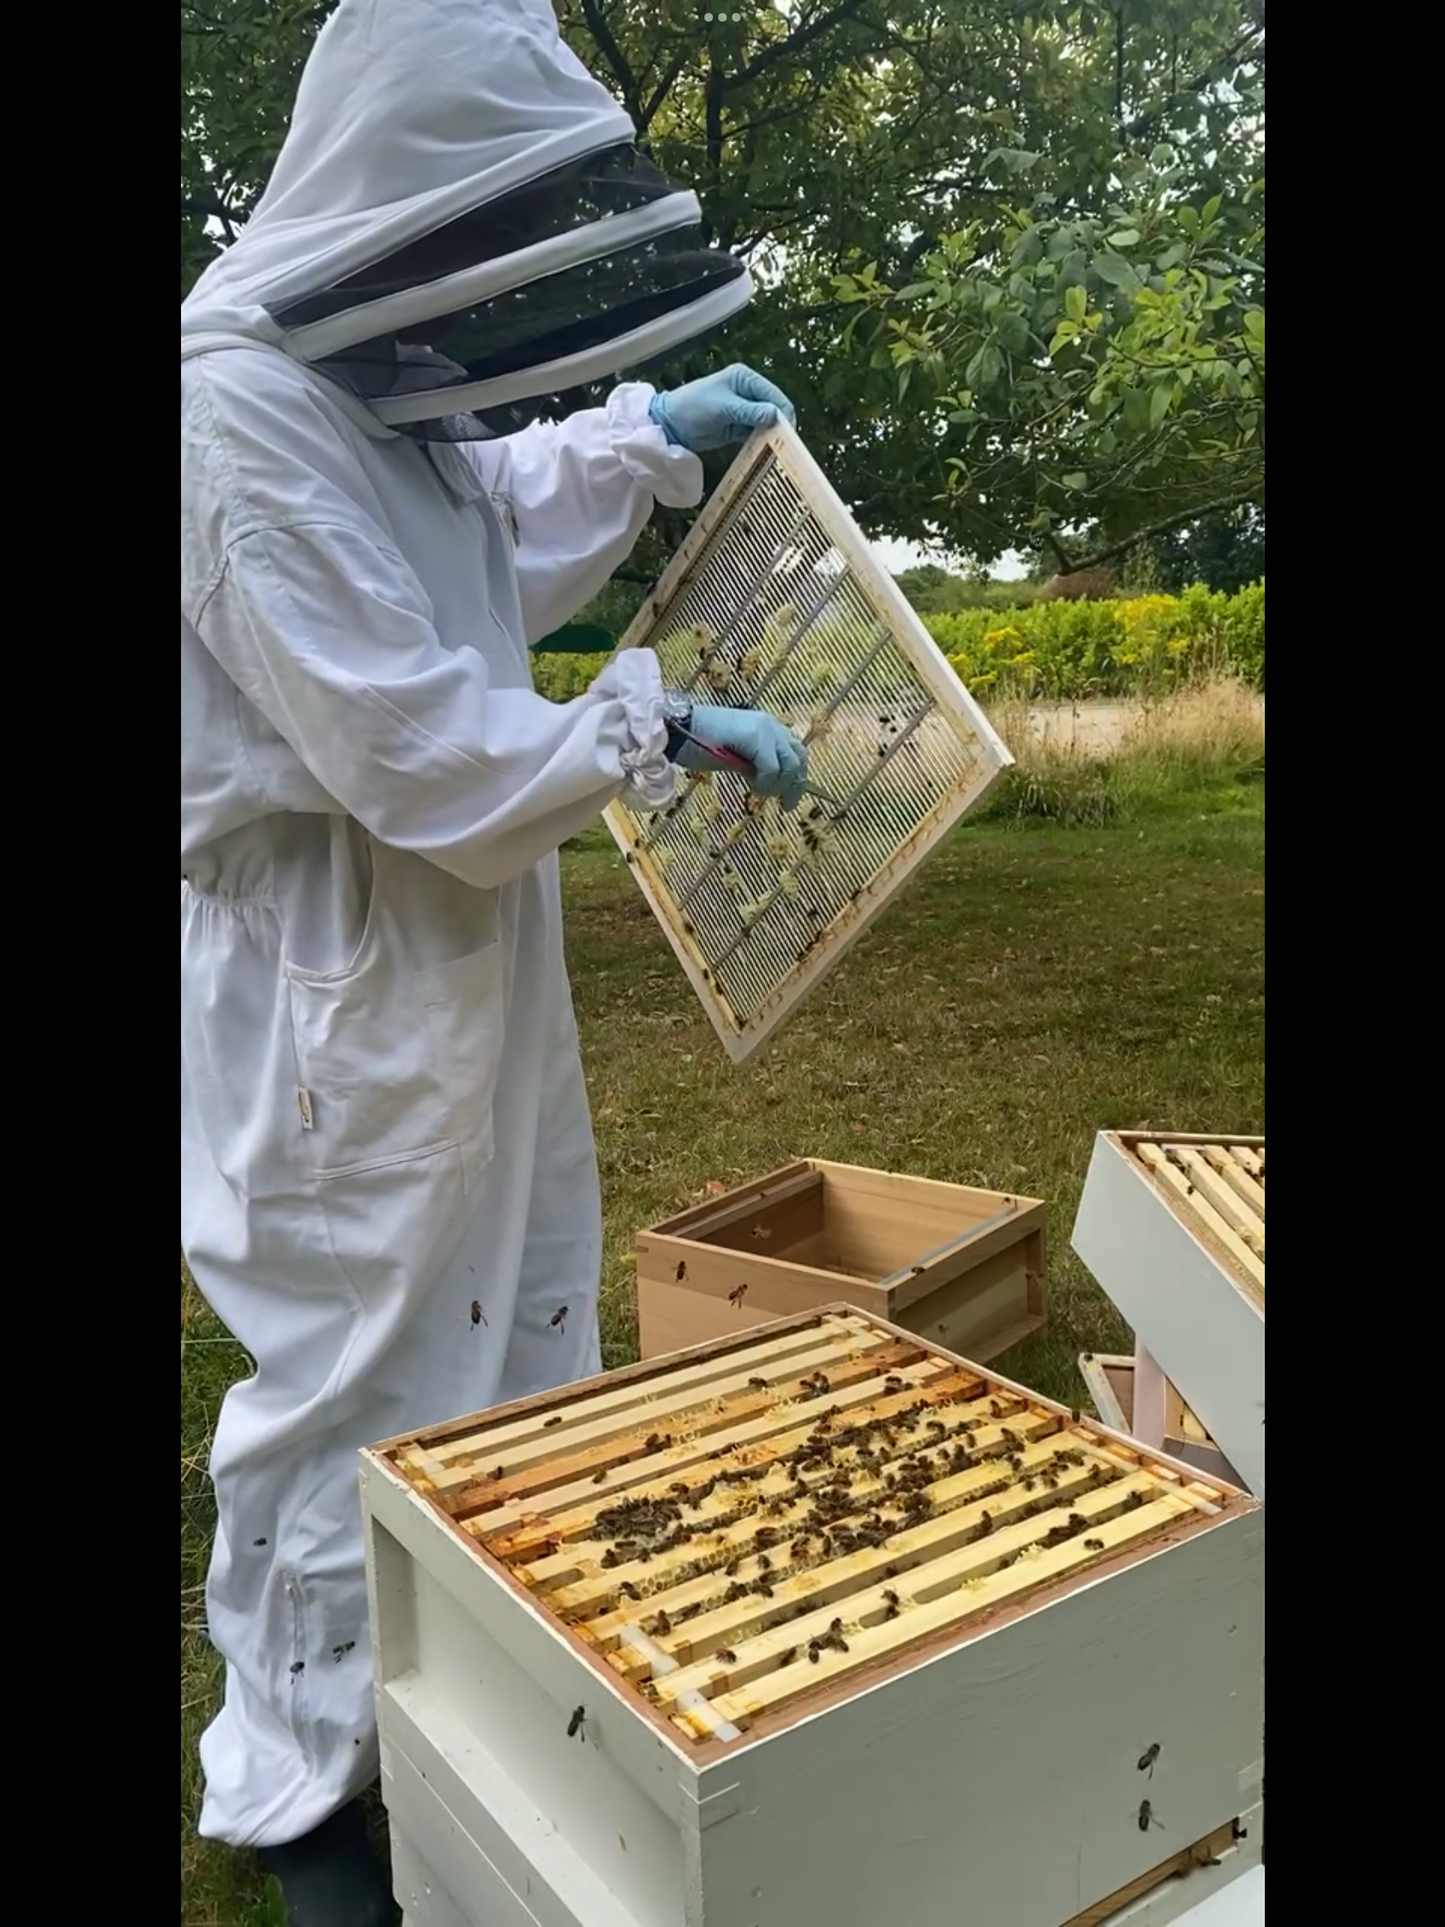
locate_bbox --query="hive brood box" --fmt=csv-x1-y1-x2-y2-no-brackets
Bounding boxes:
601,421,1013,1063
362,1308,1264,1927
1072,1133,1265,1496
636,1157,1046,1364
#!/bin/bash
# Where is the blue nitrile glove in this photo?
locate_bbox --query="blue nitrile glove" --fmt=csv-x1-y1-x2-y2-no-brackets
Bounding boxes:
648,365,797,453
666,700,808,811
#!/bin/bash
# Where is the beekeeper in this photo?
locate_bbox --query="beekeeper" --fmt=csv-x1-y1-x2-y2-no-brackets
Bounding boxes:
180,2,804,1917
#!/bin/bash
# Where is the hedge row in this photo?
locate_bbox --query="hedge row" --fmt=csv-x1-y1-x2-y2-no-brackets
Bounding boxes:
530,582,1265,706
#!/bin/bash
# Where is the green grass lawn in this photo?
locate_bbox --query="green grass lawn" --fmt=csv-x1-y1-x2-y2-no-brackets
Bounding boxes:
180,777,1264,1924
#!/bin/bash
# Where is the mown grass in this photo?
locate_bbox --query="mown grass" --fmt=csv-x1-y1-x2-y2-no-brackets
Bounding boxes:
181,706,1264,1923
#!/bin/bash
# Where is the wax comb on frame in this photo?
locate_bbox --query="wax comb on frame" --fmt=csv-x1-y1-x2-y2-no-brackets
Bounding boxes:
603,423,1013,1062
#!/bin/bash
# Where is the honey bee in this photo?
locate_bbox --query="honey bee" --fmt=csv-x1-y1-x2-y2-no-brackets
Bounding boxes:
620,1582,641,1602
1138,1743,1161,1776
778,1646,799,1666
470,1300,486,1328
567,1707,587,1742
716,1648,738,1666
729,1283,749,1307
544,1415,563,1429
592,1470,608,1486
747,1376,769,1392
1138,1799,1164,1832
1084,1537,1106,1551
653,1610,673,1636
550,1306,569,1332
644,1433,671,1453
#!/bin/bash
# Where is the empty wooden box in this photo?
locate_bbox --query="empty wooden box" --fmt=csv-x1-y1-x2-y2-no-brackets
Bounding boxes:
636,1157,1046,1365
361,1307,1264,1927
1072,1133,1265,1497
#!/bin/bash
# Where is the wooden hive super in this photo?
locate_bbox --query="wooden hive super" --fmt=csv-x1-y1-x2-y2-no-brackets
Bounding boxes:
1072,1133,1265,1496
362,1309,1264,1927
635,1156,1047,1365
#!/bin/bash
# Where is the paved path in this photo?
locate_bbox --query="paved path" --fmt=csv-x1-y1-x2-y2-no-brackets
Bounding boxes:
1017,697,1265,754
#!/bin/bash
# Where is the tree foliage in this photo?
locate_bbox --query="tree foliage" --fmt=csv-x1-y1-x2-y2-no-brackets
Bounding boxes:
1127,504,1264,596
838,131,1265,571
181,1,1265,567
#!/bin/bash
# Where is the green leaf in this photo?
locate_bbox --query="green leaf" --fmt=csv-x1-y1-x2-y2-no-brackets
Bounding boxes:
965,343,1005,390
995,310,1030,354
1048,320,1080,355
1107,229,1141,249
1094,251,1142,290
1065,283,1088,323
1244,309,1266,346
1149,379,1174,427
1062,472,1088,491
1150,143,1176,168
1010,225,1045,269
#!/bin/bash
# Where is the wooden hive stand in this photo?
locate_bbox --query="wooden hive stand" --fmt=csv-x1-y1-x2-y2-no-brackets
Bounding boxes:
361,1307,1264,1927
1071,1134,1264,1497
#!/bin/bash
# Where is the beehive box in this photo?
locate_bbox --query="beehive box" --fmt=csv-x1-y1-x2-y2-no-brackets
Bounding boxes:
636,1157,1046,1364
1072,1133,1265,1497
1079,1351,1244,1492
361,1307,1264,1927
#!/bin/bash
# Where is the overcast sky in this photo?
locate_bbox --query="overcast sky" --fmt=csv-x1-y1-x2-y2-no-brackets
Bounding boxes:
870,535,1029,581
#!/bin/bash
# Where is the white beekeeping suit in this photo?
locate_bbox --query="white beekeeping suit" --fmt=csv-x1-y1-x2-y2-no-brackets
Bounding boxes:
181,0,758,1868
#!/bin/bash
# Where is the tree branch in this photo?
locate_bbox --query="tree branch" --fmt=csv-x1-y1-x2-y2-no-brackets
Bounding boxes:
578,0,642,122
729,0,876,90
1063,493,1258,574
640,49,689,130
1123,23,1266,144
182,194,238,243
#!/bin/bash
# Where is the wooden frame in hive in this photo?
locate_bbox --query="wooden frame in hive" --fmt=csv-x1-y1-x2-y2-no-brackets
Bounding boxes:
601,422,1013,1062
1072,1133,1265,1497
361,1308,1264,1927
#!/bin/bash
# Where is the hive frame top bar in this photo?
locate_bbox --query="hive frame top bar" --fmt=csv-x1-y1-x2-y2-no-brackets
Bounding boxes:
366,1304,1254,1766
1106,1132,1265,1307
602,421,1014,1062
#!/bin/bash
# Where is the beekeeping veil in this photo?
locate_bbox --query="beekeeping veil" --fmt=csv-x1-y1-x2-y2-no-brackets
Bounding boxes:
180,0,753,440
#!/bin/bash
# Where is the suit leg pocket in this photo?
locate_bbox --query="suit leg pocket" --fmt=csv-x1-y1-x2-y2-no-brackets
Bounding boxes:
286,937,505,1188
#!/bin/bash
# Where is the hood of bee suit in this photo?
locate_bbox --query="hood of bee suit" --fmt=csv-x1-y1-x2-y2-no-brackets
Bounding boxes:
179,0,753,440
